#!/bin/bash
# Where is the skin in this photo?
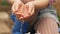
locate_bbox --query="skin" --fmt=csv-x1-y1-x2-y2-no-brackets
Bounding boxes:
8,0,49,9
12,0,35,21
11,0,49,21
9,0,59,34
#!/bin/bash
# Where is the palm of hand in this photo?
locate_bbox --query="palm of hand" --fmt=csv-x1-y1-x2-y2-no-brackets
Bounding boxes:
12,1,35,21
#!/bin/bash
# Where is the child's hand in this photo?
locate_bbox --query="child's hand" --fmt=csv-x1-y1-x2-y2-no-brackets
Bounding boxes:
24,2,35,17
12,0,24,14
19,2,35,21
12,1,35,21
12,0,24,20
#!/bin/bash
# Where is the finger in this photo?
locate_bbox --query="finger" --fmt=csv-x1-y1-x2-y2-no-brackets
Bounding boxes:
24,4,33,18
12,1,24,13
28,5,34,16
23,5,29,17
15,13,24,20
30,6,35,15
18,4,24,15
28,6,33,15
15,3,24,20
12,2,19,13
14,3,24,16
19,17,24,20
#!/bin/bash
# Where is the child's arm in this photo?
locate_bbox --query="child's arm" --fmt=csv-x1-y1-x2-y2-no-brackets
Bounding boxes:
8,0,15,4
8,0,21,4
31,0,49,9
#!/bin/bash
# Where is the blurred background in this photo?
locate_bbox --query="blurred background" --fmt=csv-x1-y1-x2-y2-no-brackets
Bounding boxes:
0,0,60,34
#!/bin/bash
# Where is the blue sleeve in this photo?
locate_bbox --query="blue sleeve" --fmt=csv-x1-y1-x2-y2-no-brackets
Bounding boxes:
10,14,16,22
10,14,29,34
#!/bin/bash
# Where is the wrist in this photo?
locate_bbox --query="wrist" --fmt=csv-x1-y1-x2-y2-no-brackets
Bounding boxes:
31,1,37,9
27,1,36,8
12,0,22,4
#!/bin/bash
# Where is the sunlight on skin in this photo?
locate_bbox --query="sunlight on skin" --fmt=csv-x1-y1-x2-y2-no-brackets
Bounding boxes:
12,0,35,21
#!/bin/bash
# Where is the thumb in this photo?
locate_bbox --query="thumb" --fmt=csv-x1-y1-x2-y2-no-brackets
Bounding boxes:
12,2,19,13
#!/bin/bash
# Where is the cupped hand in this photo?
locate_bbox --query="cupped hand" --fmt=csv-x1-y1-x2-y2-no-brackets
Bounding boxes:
12,0,24,20
12,1,35,21
19,2,35,21
12,0,24,14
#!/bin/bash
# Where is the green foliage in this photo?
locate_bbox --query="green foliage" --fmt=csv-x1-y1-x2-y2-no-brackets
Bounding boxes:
58,15,60,21
0,0,10,6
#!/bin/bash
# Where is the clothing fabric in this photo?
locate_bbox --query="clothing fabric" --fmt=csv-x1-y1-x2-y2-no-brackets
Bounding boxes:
29,5,59,34
37,5,59,23
11,5,59,34
11,0,59,34
11,14,29,34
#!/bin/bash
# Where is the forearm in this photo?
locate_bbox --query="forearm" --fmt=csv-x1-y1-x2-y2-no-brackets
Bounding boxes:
31,0,49,9
8,0,15,4
8,0,21,4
